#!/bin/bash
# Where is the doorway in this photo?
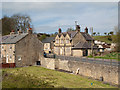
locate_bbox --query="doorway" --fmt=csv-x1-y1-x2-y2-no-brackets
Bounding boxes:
36,61,41,65
83,50,88,56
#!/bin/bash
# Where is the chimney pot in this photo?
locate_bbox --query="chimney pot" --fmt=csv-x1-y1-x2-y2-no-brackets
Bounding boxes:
10,30,15,35
76,25,80,32
17,29,22,35
85,27,88,33
27,28,33,34
58,28,62,33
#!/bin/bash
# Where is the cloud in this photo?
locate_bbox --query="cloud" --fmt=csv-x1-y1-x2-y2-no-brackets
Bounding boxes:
1,2,118,34
1,0,120,2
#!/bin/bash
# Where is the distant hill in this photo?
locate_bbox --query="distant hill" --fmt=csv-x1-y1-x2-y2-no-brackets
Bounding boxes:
93,35,116,44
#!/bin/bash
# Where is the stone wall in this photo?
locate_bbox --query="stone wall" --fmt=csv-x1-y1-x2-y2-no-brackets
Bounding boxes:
72,50,83,57
41,58,55,70
1,44,15,63
40,58,119,86
15,34,44,67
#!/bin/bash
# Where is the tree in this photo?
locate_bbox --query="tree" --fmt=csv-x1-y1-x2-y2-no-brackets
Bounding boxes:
39,35,46,41
67,28,74,32
112,26,120,52
2,14,32,35
97,32,100,36
54,32,58,35
104,32,107,36
93,32,96,36
11,14,32,33
109,31,114,35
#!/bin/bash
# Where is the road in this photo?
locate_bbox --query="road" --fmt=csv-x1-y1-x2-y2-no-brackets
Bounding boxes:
56,55,120,66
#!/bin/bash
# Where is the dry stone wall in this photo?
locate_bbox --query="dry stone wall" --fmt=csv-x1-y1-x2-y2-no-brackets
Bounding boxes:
40,57,119,86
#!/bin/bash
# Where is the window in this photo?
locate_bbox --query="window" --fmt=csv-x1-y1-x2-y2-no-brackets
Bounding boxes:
61,39,64,44
66,39,69,44
66,47,70,52
55,47,59,53
9,56,12,60
10,46,12,50
56,39,59,44
18,56,22,61
1,54,3,58
1,45,4,50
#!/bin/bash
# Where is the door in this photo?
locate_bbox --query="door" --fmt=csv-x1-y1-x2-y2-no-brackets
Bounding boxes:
83,50,88,56
36,61,41,65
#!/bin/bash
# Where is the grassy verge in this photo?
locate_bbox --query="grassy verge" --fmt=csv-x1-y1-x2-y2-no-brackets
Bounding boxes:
88,52,120,61
2,66,116,88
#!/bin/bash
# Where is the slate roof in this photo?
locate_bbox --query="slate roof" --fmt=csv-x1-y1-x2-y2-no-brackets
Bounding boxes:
58,31,94,41
42,37,55,43
1,33,28,44
80,32,94,41
72,41,98,49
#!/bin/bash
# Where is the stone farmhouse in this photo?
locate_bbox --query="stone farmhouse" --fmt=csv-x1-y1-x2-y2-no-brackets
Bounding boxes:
42,37,55,53
54,25,98,57
1,28,43,67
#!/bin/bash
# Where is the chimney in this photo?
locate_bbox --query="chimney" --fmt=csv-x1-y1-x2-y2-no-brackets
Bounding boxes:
76,25,80,32
85,27,88,33
58,28,62,33
17,29,22,35
10,30,15,35
27,28,32,34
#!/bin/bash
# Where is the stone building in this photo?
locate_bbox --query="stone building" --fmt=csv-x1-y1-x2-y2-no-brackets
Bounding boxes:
54,25,97,57
1,28,43,67
42,37,55,53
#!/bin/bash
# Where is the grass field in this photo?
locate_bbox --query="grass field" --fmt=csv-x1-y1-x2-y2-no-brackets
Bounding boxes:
93,35,114,44
2,66,117,88
88,52,120,61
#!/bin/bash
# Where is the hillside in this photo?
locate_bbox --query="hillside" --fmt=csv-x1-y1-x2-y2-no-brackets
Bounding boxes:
2,66,116,88
93,35,115,44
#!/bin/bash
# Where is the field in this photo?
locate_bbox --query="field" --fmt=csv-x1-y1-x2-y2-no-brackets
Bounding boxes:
93,35,114,44
2,66,116,88
88,52,120,61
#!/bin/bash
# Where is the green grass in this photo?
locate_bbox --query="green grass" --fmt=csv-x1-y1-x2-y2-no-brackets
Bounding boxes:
2,66,117,88
93,35,114,44
88,52,120,61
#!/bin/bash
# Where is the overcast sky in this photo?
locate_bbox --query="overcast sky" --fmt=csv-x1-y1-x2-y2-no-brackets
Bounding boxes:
1,2,118,35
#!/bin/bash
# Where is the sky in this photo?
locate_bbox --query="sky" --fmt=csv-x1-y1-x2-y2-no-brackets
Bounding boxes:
0,1,118,35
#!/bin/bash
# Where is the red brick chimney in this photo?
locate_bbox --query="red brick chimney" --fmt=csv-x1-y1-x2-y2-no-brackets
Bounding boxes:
27,28,32,34
58,28,62,33
85,27,88,33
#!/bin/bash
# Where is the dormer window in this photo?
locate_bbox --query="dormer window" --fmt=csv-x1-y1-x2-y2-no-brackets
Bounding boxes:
56,39,59,44
66,39,69,44
61,39,64,44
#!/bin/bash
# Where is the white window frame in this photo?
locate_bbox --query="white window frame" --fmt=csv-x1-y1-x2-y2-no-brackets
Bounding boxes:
18,56,22,61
